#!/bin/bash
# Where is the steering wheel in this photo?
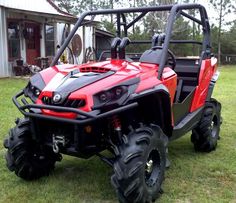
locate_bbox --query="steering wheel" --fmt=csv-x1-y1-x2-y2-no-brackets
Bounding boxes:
152,46,176,69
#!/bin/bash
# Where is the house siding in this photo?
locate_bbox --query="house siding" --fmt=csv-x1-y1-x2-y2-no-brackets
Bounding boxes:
0,0,107,78
0,0,77,77
0,6,10,77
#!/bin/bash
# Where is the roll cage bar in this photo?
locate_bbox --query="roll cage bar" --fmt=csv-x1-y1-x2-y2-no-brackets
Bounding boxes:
51,3,210,80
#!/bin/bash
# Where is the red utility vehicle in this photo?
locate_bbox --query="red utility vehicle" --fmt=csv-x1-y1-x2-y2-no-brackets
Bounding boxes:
4,4,222,203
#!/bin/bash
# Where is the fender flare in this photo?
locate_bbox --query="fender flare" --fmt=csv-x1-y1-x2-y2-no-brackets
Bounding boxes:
129,84,170,99
128,84,172,136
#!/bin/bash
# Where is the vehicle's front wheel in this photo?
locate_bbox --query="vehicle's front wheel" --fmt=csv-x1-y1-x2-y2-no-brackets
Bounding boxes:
3,117,61,180
191,98,222,152
111,125,167,203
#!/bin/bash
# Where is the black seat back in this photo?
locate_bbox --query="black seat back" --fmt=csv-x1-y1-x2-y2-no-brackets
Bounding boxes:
139,49,162,64
139,33,166,64
174,58,200,102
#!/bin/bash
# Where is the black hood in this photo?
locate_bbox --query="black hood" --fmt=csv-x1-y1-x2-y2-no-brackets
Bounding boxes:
52,70,115,104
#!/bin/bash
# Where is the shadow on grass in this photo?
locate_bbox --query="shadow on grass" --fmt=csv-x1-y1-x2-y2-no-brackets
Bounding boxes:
50,154,117,201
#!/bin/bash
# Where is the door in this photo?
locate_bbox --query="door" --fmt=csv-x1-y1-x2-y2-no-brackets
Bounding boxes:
25,23,40,65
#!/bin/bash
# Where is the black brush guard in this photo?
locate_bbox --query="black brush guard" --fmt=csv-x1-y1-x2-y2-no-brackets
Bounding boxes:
13,90,138,125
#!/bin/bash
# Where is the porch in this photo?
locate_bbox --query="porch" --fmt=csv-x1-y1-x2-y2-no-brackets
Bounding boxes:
0,0,76,77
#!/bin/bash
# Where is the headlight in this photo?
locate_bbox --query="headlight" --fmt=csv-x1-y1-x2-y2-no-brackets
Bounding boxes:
23,73,45,102
93,86,128,109
30,84,41,97
24,82,42,102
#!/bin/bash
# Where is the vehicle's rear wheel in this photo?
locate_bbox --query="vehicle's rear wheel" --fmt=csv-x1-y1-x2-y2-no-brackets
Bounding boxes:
3,117,61,180
191,98,222,152
111,125,167,203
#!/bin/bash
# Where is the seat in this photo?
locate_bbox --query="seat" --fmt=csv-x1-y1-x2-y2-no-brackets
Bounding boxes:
139,34,165,64
174,58,200,103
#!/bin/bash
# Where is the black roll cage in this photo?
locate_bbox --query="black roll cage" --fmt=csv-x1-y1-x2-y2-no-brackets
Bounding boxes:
51,3,210,80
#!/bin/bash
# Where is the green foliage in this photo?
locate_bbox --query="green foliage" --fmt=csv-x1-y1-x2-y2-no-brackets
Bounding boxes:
210,0,236,24
209,0,236,64
52,0,120,15
102,19,116,34
210,25,219,54
141,0,175,35
170,16,193,56
56,0,75,14
53,0,236,61
211,22,236,62
126,26,151,53
221,22,236,54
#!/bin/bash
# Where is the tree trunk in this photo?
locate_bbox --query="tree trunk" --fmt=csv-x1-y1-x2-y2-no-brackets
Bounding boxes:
192,0,196,55
217,0,223,65
110,0,113,24
133,0,135,34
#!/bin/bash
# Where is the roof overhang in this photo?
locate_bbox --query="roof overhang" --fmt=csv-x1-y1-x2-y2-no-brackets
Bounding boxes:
95,28,114,38
0,0,77,23
4,7,77,23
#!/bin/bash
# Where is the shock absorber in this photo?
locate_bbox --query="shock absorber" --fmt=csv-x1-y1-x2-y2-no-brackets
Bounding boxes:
112,115,122,142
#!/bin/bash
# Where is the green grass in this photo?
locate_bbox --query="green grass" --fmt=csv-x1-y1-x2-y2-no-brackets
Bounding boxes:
0,67,236,203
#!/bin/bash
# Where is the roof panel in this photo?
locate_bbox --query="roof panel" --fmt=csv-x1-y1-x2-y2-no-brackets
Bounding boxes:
0,0,73,17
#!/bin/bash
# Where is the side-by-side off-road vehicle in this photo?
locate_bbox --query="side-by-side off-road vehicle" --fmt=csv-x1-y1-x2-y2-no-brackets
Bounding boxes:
4,3,222,203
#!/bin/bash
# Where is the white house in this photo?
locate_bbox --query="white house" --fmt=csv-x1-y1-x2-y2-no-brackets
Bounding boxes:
0,0,113,77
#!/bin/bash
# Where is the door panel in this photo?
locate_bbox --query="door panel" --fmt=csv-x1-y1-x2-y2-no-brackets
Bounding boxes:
26,23,40,65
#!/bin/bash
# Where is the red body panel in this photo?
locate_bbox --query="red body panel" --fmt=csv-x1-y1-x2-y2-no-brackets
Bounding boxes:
37,60,177,120
190,59,217,112
36,57,216,123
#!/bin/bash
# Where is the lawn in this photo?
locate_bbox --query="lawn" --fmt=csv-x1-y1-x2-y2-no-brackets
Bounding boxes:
0,66,235,203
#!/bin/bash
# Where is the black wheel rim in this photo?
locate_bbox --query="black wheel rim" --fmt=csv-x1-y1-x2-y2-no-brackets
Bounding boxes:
211,115,218,138
145,149,161,187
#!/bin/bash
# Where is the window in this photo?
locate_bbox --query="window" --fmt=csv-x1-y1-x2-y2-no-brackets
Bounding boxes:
26,27,36,49
45,24,55,56
8,21,20,59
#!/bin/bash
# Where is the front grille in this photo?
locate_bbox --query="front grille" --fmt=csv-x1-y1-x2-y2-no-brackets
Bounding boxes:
42,97,86,108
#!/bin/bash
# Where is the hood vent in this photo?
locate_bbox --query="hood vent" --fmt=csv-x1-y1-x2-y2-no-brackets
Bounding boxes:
80,67,110,73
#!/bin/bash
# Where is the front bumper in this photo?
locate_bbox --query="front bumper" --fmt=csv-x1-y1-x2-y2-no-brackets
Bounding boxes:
13,90,138,125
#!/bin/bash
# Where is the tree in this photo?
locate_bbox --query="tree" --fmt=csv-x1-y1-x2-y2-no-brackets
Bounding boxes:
52,0,105,15
210,24,219,55
51,0,78,15
220,22,236,64
171,16,193,56
210,0,236,65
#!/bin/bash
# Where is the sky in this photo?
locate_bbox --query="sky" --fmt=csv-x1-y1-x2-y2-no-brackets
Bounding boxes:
87,0,236,32
111,0,236,29
173,0,236,29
